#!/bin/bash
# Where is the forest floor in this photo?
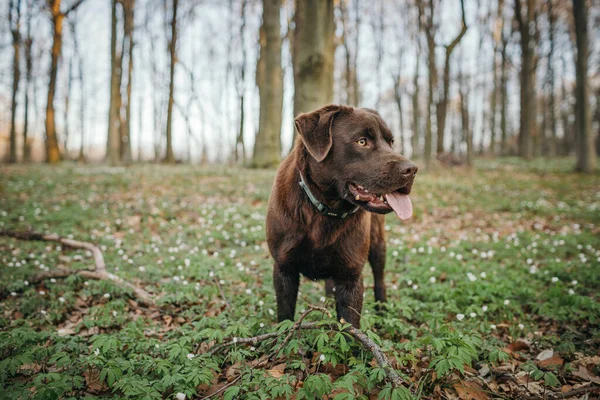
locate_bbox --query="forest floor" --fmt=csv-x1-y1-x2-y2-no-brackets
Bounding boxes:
1,158,599,400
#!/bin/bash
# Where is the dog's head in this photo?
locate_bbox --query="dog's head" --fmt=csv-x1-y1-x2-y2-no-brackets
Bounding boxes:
295,104,417,220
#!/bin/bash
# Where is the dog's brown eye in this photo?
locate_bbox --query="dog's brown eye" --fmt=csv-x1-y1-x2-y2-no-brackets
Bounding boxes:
356,138,368,147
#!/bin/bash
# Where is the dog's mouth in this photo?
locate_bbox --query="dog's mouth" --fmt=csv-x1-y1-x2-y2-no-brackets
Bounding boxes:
348,183,413,220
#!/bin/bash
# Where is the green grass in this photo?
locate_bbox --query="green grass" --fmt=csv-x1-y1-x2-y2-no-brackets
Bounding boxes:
0,159,598,399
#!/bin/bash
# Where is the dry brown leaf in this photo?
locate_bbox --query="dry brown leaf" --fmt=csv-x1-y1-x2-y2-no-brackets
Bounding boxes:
538,355,564,368
267,363,286,379
571,365,600,384
453,381,489,400
506,339,530,353
84,368,108,392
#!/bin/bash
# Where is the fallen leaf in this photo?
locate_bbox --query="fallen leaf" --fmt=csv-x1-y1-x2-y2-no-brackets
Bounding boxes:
84,368,108,392
267,363,286,379
507,339,530,353
538,355,564,368
453,381,488,400
571,365,600,384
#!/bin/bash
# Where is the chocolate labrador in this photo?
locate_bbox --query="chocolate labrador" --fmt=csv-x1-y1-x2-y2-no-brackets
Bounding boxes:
266,105,417,328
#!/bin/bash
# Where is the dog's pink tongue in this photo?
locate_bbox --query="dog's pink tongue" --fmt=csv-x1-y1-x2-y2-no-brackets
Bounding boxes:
385,192,413,221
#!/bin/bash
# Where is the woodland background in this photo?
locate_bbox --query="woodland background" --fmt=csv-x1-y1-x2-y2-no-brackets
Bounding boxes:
1,0,598,172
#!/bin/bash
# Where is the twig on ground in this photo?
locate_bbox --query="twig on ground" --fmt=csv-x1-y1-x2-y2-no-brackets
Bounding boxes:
1,230,156,307
516,384,600,400
206,305,405,387
340,317,403,388
271,305,332,360
212,275,230,309
199,375,242,400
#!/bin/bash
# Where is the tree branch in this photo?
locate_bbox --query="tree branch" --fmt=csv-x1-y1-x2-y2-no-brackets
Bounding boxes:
445,0,467,55
206,306,406,388
1,230,156,307
64,0,86,16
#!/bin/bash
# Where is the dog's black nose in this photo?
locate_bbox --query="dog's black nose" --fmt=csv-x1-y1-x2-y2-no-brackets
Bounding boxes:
398,160,418,176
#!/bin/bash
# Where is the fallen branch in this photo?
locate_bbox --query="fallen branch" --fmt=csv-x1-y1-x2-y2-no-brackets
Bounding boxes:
515,384,600,400
199,375,242,400
212,274,230,309
206,305,405,388
340,317,403,387
1,230,156,307
271,305,331,359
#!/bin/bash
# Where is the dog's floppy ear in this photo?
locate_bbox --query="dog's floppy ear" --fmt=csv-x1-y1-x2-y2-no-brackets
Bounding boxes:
294,105,351,162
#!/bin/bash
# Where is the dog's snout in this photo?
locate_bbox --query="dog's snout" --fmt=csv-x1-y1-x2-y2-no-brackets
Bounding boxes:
398,160,418,176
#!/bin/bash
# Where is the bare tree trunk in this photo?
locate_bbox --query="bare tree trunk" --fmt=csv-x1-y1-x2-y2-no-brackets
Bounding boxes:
489,0,504,155
121,0,134,164
435,0,467,154
500,35,509,155
351,0,360,106
393,75,405,154
420,0,436,168
45,0,87,164
68,17,85,163
46,2,64,164
23,0,33,162
292,0,335,118
546,0,557,157
514,0,537,160
63,53,73,159
573,0,595,172
459,69,472,166
107,0,121,165
339,0,355,106
9,0,21,163
165,0,177,164
560,54,574,155
411,17,421,159
235,0,247,164
252,0,283,168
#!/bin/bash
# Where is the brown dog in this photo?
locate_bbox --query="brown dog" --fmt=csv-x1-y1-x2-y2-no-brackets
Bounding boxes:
266,105,417,328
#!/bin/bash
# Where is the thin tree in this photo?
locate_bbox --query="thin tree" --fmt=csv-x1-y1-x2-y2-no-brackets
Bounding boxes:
23,0,34,162
121,0,134,164
499,20,510,155
411,2,422,159
235,0,248,164
546,0,557,156
164,0,178,163
435,0,467,154
514,0,538,160
393,74,406,154
292,0,335,118
459,67,472,166
418,0,436,168
69,15,85,163
252,0,283,168
572,0,595,172
107,0,122,165
8,0,22,163
62,49,73,158
489,0,505,154
45,0,87,164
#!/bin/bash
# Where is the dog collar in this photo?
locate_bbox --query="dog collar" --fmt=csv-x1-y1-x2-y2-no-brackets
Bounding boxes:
298,173,360,219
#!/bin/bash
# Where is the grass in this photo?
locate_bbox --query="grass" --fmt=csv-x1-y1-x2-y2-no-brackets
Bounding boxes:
0,158,599,399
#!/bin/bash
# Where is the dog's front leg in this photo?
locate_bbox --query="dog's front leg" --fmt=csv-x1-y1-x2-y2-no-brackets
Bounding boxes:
273,264,300,322
334,277,364,328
